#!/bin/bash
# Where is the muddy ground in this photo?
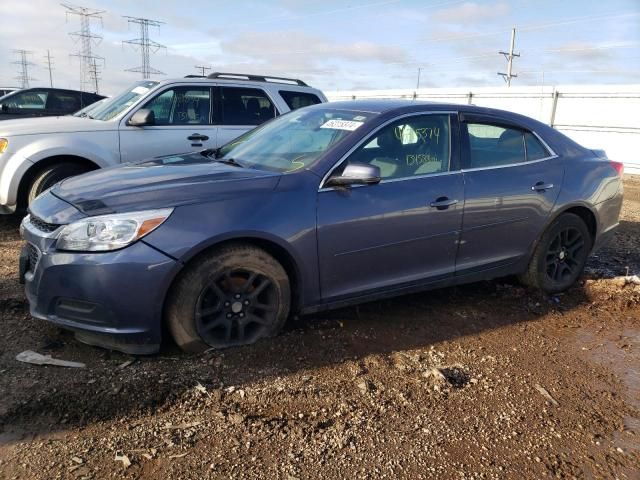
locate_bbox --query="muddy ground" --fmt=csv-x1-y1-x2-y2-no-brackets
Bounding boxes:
0,178,639,480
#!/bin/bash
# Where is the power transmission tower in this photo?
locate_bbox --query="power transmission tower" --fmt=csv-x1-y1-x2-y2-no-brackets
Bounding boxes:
195,65,211,77
88,57,101,93
498,27,520,87
12,50,35,88
44,50,55,87
123,16,166,78
61,3,105,93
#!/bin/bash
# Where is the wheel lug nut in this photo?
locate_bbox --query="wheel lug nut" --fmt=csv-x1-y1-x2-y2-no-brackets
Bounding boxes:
243,300,250,305
239,312,244,318
234,294,241,299
224,301,230,307
226,313,232,318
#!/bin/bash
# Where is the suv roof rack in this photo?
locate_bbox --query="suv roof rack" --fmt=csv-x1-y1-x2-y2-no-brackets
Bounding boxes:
207,72,308,87
184,74,205,78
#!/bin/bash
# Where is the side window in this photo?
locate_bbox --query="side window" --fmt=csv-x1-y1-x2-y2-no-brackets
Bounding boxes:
47,91,81,112
466,123,525,168
347,114,450,180
4,91,48,110
279,90,321,110
142,87,211,125
221,87,277,125
525,132,550,161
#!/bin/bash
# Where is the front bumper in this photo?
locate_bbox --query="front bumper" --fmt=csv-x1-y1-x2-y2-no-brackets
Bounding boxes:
22,222,179,354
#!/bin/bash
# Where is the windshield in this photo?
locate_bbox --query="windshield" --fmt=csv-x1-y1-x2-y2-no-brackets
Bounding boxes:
216,107,377,173
73,97,109,117
89,81,159,121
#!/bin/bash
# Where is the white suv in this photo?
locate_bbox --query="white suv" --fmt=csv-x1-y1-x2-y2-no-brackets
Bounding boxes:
0,73,326,213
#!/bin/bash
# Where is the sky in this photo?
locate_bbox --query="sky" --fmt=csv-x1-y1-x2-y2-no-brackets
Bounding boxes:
0,0,638,96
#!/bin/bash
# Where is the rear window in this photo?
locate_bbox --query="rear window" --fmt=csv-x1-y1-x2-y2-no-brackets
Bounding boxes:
279,90,322,110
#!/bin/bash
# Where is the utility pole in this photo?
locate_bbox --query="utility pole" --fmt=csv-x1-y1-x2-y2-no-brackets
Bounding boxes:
12,50,35,89
62,3,105,93
123,16,166,78
195,65,211,77
416,67,423,90
44,50,54,87
498,27,520,87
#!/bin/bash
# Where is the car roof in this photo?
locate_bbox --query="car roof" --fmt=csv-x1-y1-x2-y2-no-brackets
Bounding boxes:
7,87,103,96
157,77,320,91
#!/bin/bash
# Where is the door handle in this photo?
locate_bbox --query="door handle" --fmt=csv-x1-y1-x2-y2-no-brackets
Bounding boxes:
187,133,209,141
532,182,554,192
430,197,459,210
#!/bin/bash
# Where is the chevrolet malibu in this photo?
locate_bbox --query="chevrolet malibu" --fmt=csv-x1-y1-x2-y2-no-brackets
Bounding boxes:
20,100,624,354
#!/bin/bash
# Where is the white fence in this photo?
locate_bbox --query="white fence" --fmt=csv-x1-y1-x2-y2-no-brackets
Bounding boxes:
325,85,640,175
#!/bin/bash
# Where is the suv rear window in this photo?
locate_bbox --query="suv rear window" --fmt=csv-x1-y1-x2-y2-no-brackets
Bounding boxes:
279,90,322,110
220,87,277,126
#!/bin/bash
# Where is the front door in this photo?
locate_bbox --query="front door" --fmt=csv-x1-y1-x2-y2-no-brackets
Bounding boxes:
456,119,564,273
118,85,216,162
317,112,464,301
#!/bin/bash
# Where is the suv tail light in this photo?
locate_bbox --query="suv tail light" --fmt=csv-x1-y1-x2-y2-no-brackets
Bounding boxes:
611,161,624,176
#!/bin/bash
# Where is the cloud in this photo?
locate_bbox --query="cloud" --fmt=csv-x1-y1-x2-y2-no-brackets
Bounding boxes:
432,1,510,25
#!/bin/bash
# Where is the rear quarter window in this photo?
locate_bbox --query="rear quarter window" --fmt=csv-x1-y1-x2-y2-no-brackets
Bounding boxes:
279,90,322,111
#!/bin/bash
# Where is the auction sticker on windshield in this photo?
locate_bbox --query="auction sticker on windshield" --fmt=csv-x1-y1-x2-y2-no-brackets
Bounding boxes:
131,86,150,95
320,119,364,131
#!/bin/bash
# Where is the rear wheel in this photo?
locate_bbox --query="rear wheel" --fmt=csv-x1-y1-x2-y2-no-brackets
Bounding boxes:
519,213,592,293
27,162,92,204
166,244,290,353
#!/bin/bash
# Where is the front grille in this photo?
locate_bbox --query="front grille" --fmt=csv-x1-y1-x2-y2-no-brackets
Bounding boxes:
26,243,40,272
29,215,60,233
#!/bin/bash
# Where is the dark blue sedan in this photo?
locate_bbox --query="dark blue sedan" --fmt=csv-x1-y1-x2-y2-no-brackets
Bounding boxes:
20,100,624,353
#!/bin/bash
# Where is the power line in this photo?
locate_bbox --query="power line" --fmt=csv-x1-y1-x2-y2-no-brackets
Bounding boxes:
123,16,166,78
498,27,519,87
12,50,36,89
194,65,211,77
44,50,55,87
61,3,105,93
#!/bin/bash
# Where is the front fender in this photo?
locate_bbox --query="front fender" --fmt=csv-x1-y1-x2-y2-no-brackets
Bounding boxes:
0,132,119,208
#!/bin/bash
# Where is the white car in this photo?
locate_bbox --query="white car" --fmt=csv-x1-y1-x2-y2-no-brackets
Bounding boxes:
0,73,326,213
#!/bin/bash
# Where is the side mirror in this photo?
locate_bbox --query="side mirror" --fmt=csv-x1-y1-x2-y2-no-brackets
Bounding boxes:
325,163,381,188
128,108,155,127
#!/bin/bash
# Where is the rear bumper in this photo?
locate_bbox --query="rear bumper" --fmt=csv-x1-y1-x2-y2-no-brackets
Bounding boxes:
23,237,179,355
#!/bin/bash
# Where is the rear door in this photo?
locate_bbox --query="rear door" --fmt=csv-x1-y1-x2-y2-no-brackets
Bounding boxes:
456,115,564,274
215,86,279,147
118,85,216,162
317,112,464,301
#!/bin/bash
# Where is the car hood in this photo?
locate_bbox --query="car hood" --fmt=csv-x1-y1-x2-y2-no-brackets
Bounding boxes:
50,153,282,216
0,115,114,136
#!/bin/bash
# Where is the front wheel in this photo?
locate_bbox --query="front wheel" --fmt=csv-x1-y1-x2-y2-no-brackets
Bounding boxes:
27,162,92,204
519,213,592,293
166,244,290,353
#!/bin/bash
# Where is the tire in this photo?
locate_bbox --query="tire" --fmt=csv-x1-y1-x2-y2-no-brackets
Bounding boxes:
27,162,91,204
519,213,592,293
166,244,290,353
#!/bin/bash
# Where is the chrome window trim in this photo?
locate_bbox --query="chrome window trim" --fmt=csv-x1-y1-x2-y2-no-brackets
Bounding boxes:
318,111,457,192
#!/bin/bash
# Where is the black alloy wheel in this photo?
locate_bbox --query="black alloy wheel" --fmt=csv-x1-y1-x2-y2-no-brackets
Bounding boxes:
166,244,290,353
195,269,279,348
544,226,585,284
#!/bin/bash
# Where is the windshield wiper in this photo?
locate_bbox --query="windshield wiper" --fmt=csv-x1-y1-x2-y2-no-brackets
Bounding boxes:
213,157,245,168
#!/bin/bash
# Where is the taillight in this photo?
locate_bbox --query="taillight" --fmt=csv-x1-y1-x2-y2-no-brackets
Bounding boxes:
611,161,624,176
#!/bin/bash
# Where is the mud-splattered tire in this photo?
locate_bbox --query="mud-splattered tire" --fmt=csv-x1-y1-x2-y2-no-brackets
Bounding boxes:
166,244,290,353
519,213,592,293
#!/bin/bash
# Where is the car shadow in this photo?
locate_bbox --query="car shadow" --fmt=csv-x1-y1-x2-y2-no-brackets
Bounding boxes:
0,275,593,442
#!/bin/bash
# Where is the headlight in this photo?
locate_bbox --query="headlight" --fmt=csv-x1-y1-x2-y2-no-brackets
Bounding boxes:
56,208,173,252
0,138,8,154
